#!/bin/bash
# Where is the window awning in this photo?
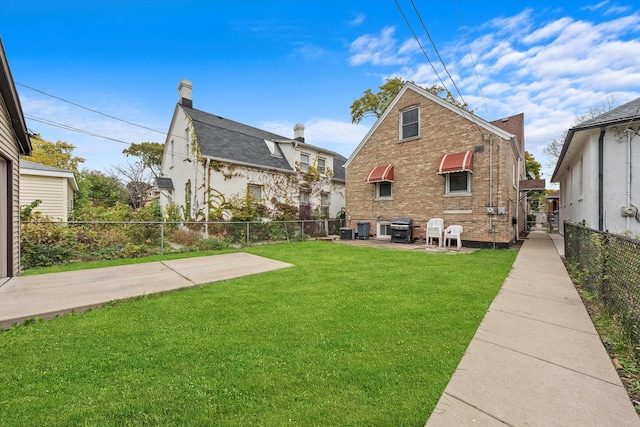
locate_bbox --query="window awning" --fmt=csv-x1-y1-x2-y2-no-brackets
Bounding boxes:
436,150,473,174
366,164,394,183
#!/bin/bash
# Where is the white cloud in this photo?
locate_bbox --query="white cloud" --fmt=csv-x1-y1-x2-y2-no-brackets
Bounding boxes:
260,118,369,158
349,14,365,26
349,27,411,66
366,6,640,179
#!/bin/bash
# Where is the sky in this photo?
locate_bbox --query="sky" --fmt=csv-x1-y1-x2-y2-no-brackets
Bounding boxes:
1,0,639,183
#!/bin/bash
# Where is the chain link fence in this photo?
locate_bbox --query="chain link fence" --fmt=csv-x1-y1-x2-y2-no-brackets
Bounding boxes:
20,219,345,270
564,222,640,362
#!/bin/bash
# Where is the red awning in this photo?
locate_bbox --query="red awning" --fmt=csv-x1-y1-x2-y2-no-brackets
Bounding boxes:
366,164,394,183
436,150,473,174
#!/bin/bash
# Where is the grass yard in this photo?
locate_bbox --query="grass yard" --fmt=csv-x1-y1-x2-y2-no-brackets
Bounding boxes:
0,242,517,426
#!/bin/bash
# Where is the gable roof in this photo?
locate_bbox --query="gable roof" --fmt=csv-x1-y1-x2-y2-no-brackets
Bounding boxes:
20,159,78,191
0,38,31,156
181,105,293,171
551,96,640,182
180,105,347,180
573,97,640,130
344,82,518,168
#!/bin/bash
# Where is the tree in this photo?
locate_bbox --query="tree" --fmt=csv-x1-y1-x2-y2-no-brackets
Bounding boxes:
525,151,542,179
74,169,128,213
21,134,85,171
109,162,154,209
122,142,164,178
350,77,470,124
544,96,616,165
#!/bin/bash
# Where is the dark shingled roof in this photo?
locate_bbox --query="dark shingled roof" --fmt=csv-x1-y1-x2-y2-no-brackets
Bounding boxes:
156,177,174,190
573,97,640,130
180,105,347,180
181,105,293,171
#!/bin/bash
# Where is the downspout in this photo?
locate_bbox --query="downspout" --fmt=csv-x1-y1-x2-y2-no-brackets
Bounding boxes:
205,158,210,238
598,127,605,231
625,129,633,230
489,135,493,234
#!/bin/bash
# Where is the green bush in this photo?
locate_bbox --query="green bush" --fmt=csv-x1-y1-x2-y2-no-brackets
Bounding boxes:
21,220,78,268
194,238,229,251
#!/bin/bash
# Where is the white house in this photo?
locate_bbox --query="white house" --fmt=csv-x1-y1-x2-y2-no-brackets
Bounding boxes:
157,79,346,221
19,159,78,221
551,97,640,235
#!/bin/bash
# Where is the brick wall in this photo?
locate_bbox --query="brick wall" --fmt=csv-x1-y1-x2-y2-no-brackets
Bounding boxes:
345,87,525,246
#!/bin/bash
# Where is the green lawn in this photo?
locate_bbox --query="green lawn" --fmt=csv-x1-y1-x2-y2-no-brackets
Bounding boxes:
0,242,517,426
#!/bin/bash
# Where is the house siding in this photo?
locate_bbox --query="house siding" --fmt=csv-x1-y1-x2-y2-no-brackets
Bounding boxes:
0,94,21,277
556,126,640,234
20,174,68,220
346,87,523,246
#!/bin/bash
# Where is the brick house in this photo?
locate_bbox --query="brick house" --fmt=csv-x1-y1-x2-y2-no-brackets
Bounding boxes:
344,82,526,248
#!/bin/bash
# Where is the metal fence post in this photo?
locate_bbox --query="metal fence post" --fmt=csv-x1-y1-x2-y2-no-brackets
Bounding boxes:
246,222,250,246
160,222,164,255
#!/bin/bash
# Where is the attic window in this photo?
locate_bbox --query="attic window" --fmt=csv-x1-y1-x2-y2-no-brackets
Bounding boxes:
400,106,419,140
264,140,282,157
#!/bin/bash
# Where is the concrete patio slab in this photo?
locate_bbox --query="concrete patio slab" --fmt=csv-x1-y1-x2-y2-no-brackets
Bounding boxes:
0,253,293,329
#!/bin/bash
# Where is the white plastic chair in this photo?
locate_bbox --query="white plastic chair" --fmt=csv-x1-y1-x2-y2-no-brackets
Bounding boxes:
426,218,444,247
444,225,463,249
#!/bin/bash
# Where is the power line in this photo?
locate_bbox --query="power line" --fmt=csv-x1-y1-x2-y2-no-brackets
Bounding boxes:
455,0,489,115
409,0,468,111
402,0,485,138
25,114,134,145
16,82,170,137
392,0,450,95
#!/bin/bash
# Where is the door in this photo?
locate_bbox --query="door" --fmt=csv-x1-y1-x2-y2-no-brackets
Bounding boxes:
0,157,8,278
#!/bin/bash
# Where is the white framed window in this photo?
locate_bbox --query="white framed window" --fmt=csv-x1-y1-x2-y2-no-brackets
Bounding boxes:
376,182,393,199
300,153,310,171
299,190,310,205
321,192,330,217
185,128,190,159
578,157,583,198
317,157,326,175
170,140,175,167
400,106,419,140
377,221,392,240
446,172,471,194
248,184,262,202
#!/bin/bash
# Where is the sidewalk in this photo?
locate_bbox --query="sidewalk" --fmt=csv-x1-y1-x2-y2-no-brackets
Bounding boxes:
0,253,292,330
426,231,639,426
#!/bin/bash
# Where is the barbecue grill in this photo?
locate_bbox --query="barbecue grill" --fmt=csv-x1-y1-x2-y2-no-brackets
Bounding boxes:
390,218,414,243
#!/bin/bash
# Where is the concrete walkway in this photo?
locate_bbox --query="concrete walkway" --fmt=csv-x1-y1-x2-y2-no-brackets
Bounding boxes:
0,253,292,329
426,231,639,426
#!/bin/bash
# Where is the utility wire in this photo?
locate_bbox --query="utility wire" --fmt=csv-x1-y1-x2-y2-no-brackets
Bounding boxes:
455,0,489,115
16,82,170,137
392,0,450,96
25,114,134,145
406,0,485,137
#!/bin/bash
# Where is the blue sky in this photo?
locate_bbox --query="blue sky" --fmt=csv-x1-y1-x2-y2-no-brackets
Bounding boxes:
2,0,639,182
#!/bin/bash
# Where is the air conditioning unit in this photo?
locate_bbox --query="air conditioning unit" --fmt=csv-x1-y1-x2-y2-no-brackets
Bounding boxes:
621,206,638,217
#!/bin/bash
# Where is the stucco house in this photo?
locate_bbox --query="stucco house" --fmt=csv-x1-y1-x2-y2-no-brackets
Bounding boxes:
344,82,526,248
0,38,32,278
551,97,640,235
19,159,78,221
157,79,346,222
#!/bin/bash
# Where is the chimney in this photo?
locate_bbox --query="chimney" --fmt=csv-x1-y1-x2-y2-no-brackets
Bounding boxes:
293,124,305,142
178,79,193,108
